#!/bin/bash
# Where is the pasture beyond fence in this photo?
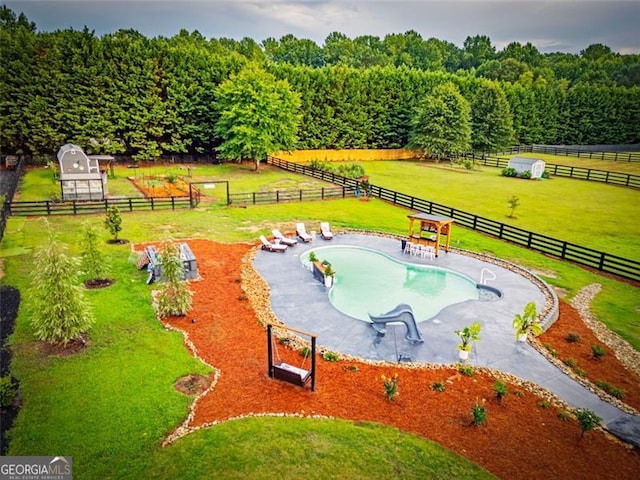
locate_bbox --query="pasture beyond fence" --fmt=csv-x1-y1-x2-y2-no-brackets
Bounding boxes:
503,145,640,162
466,153,640,189
267,156,640,282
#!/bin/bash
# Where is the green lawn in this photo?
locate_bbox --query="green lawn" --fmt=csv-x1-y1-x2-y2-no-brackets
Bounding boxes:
2,162,639,479
361,161,640,260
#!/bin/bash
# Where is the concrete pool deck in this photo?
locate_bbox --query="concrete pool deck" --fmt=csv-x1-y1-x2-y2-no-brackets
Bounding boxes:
253,232,640,448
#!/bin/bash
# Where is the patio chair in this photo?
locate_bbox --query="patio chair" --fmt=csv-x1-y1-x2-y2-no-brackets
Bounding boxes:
259,235,287,253
272,229,297,246
320,222,334,240
296,223,313,242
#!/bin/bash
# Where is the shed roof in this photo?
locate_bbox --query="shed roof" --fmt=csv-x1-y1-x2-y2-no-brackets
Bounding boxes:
509,156,544,165
57,143,85,158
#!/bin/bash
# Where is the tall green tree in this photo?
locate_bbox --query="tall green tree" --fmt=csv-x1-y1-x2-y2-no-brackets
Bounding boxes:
214,65,301,170
470,79,514,152
80,222,109,281
29,223,94,345
408,82,471,160
154,242,193,318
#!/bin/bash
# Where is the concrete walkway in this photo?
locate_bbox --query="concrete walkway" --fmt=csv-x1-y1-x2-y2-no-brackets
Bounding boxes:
253,232,640,448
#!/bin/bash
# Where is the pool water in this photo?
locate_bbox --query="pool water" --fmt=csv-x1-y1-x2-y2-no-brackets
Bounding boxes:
305,246,479,322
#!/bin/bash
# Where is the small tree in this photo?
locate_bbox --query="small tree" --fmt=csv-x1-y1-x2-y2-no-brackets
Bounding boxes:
29,224,94,345
154,243,193,317
507,195,520,218
80,222,108,281
104,206,123,242
575,408,601,438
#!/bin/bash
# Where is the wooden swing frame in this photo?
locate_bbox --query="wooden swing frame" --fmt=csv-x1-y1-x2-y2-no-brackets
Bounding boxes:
267,324,317,392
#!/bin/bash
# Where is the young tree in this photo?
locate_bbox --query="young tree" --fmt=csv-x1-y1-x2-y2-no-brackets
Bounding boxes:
104,206,122,242
154,243,193,318
29,224,94,345
507,195,520,218
80,222,109,282
408,82,471,161
214,64,301,170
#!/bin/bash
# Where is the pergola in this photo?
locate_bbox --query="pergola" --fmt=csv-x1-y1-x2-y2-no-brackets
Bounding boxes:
407,212,454,257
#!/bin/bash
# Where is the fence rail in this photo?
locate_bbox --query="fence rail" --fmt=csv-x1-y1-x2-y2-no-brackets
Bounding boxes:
9,196,192,216
229,185,351,205
268,156,640,282
466,153,640,189
503,145,640,162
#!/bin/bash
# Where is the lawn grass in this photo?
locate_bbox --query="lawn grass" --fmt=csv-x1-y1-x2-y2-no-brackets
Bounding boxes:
360,161,640,260
2,162,638,479
151,417,495,479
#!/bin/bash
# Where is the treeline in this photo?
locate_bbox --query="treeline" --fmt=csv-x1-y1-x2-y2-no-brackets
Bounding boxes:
1,7,639,161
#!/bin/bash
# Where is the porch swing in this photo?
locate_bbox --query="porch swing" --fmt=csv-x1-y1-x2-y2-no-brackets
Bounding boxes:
267,324,317,392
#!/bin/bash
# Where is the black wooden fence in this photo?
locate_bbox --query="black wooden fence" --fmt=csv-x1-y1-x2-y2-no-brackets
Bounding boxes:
229,185,351,206
503,145,640,162
466,153,640,189
267,156,640,282
9,196,192,216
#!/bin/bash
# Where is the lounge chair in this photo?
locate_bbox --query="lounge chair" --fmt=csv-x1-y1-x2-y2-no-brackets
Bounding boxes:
320,222,334,240
272,229,297,246
296,223,312,243
259,235,287,253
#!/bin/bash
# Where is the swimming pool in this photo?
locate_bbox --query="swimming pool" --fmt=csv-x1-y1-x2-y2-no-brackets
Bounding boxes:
303,246,480,322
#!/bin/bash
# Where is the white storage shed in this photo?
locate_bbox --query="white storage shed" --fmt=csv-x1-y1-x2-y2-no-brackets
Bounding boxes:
508,157,546,179
57,144,109,200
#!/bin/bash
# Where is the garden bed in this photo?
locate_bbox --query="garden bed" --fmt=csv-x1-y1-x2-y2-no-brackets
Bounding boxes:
158,240,640,480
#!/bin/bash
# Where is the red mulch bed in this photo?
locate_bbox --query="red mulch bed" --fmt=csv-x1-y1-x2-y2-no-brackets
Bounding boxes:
161,240,640,480
131,177,190,198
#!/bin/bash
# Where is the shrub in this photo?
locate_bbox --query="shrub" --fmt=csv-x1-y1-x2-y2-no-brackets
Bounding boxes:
80,222,108,281
501,167,517,177
494,380,508,403
595,380,611,392
575,408,601,438
557,411,571,421
565,332,581,343
538,400,550,409
166,173,178,184
299,346,311,357
591,344,607,358
322,351,339,362
609,387,625,399
520,170,532,179
471,402,486,426
541,170,551,179
563,358,577,368
457,364,475,376
574,367,587,377
430,381,446,393
0,376,15,408
382,373,399,401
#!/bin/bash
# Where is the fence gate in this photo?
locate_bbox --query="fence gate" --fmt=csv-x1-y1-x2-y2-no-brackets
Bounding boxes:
188,181,229,207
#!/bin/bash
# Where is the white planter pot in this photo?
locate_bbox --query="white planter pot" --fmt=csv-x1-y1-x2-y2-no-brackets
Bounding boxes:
458,349,469,361
324,276,333,288
517,332,528,342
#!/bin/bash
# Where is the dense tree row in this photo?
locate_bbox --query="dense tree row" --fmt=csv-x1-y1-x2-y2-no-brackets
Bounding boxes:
1,7,639,161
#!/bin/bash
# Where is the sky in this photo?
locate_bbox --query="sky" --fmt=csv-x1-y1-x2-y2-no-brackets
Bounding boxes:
4,0,640,54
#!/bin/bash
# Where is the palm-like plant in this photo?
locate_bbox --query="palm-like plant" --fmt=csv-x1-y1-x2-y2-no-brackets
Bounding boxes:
512,301,542,340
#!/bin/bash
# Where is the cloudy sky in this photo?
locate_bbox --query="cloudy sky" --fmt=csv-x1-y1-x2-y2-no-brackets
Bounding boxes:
4,1,640,54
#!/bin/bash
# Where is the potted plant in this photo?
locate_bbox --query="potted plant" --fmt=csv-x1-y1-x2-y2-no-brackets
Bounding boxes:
323,264,335,288
454,322,481,361
512,301,542,342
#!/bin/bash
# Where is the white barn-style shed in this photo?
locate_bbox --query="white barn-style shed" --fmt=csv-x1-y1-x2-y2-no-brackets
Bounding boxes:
57,144,109,200
508,156,546,179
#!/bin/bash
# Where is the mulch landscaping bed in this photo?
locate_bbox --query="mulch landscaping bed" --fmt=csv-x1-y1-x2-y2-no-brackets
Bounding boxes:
159,240,640,480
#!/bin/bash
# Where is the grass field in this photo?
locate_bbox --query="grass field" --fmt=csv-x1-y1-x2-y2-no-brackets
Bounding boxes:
2,159,639,479
500,152,640,174
359,160,640,260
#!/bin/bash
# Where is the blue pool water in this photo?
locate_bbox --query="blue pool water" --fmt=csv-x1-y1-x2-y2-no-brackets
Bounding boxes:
304,246,479,323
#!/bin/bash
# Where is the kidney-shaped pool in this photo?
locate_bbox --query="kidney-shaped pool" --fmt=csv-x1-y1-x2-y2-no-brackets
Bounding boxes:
303,246,480,322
